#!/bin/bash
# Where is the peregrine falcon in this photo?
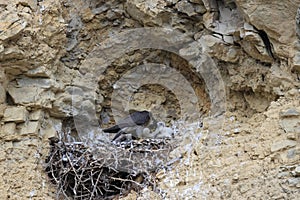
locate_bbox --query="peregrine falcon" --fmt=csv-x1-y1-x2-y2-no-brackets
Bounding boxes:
138,122,173,139
102,110,152,141
152,121,173,138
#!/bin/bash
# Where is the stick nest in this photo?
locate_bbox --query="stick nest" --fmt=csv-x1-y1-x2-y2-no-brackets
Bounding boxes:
45,132,176,199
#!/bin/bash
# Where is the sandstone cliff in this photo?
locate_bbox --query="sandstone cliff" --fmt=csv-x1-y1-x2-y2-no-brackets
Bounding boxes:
0,0,299,199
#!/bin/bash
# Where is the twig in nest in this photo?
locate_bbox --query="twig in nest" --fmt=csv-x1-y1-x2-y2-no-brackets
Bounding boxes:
45,131,176,199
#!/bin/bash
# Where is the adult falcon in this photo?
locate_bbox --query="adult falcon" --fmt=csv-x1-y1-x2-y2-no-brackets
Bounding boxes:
102,110,152,141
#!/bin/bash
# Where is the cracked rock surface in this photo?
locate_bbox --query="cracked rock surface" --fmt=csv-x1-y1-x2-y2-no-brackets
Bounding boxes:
0,0,300,199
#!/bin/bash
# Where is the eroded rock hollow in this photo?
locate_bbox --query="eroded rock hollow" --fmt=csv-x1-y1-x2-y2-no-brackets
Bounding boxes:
0,0,299,199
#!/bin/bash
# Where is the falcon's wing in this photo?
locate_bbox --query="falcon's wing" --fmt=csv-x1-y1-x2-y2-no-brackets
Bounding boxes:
117,111,150,128
102,111,150,133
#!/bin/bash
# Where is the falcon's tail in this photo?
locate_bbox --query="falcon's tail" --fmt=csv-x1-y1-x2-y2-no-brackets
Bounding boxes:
102,125,121,133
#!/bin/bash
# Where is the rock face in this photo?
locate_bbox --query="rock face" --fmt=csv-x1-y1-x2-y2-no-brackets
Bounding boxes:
0,0,300,199
2,106,28,123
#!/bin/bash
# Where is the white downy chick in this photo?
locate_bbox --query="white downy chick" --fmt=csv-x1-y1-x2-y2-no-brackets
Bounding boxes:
153,122,173,138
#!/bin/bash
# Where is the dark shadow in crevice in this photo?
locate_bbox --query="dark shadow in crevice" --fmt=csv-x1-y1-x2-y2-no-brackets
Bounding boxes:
6,92,15,106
